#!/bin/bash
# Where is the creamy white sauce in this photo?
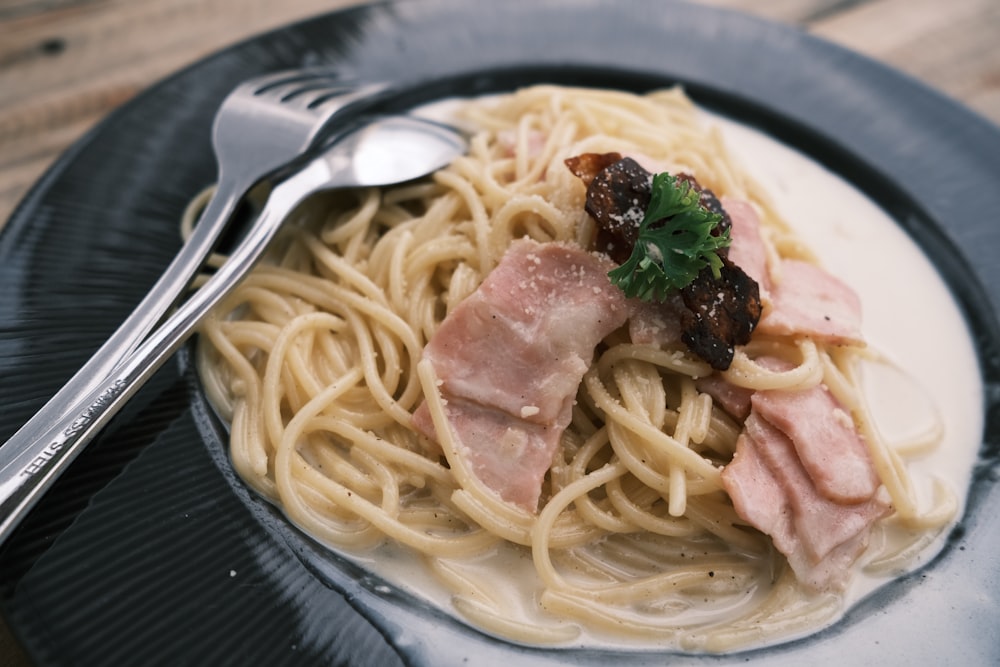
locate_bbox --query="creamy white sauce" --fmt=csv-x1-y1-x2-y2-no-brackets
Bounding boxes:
340,102,984,651
715,112,982,612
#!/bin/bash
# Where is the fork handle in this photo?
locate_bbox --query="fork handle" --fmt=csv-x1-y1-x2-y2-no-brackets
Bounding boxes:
0,179,242,540
0,182,242,447
0,159,330,546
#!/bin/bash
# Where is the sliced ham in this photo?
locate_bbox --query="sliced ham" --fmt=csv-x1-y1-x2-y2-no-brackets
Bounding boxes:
755,259,864,346
421,238,629,424
721,430,798,553
628,295,686,347
720,196,770,292
411,397,561,511
413,238,629,511
498,129,547,160
694,356,791,422
786,530,872,593
694,373,754,420
723,412,891,591
750,385,879,504
743,414,890,561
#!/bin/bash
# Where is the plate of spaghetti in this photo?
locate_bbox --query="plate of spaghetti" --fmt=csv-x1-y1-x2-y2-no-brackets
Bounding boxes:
1,1,998,666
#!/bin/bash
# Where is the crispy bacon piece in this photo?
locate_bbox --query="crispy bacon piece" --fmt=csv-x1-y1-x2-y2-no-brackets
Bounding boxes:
566,153,643,263
566,152,760,370
679,257,762,370
564,151,623,186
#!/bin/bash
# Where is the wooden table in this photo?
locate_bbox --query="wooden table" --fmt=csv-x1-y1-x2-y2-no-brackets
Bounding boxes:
2,0,999,231
1,0,998,664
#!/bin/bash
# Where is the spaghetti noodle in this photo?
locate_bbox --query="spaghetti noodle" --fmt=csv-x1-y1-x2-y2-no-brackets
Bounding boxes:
191,85,955,651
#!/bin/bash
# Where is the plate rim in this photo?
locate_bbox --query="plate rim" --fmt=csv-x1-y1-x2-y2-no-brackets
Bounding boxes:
1,1,998,665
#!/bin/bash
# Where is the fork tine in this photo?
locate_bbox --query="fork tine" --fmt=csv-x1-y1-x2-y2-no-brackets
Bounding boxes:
242,68,352,96
309,82,389,111
260,80,356,106
299,82,391,148
256,80,389,119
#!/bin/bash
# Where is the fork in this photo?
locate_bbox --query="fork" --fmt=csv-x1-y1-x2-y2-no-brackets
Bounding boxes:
0,69,388,540
0,113,466,546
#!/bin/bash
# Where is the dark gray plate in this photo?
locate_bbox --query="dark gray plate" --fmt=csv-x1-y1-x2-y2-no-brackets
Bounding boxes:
1,1,998,665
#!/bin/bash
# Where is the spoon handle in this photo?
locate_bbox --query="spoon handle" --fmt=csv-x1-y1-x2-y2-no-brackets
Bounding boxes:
0,158,330,546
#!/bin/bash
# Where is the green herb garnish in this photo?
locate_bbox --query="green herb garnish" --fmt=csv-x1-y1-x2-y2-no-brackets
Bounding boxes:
608,172,731,301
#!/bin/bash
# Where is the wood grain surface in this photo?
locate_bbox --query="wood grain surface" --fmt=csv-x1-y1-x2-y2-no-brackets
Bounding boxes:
1,0,998,664
1,0,998,230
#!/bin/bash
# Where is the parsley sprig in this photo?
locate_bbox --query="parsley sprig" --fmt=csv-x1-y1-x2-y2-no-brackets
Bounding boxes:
608,172,731,301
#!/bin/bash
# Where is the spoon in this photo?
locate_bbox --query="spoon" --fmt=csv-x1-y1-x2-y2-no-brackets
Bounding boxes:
0,114,468,545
